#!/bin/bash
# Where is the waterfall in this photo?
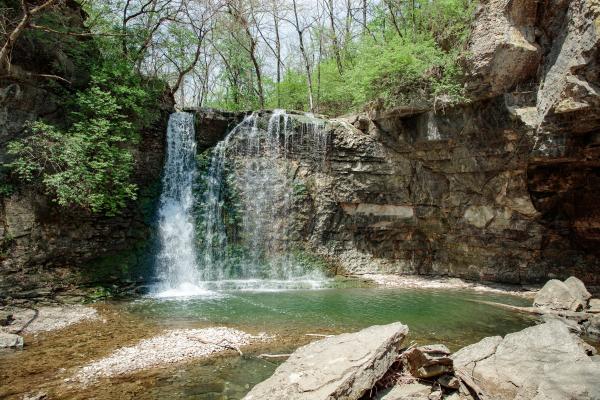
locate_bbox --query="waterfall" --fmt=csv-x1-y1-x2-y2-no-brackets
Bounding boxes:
197,110,329,288
154,110,330,295
154,112,209,297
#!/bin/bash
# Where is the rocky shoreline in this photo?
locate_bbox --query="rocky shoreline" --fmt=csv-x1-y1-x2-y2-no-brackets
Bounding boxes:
1,277,598,399
357,274,538,298
0,305,98,349
243,276,600,400
244,320,600,400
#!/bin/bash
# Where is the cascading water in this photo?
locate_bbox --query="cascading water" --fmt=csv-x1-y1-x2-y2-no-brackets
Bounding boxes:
154,112,210,297
155,109,330,294
197,110,330,289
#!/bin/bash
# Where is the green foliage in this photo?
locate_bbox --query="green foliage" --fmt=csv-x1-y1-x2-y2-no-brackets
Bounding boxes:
0,234,15,259
289,248,333,277
206,24,264,111
263,0,476,115
87,286,114,302
343,34,463,108
0,167,14,197
7,62,164,215
194,148,242,242
275,69,312,111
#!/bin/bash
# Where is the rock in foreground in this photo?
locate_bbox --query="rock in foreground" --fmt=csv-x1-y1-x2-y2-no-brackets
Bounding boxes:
243,322,408,400
403,344,453,379
452,320,600,399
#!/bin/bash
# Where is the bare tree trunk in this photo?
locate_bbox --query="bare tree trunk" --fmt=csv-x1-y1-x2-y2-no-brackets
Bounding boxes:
228,1,265,108
384,0,403,38
273,2,282,108
344,0,351,47
248,36,265,108
0,0,59,73
316,24,323,113
292,0,314,112
411,0,416,32
363,0,367,33
326,0,343,75
122,0,132,56
172,40,202,96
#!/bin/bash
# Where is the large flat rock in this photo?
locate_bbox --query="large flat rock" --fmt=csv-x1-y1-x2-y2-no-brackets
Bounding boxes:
452,320,600,399
243,322,408,400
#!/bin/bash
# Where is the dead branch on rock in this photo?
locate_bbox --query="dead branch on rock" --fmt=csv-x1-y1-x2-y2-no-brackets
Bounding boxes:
258,353,292,359
189,336,244,356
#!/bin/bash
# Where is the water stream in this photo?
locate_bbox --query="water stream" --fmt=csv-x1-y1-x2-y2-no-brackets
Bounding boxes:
154,112,210,297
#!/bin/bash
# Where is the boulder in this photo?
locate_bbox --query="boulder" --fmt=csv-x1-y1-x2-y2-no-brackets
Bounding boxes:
533,279,584,311
437,374,459,390
403,344,453,379
564,276,592,308
444,394,474,400
0,331,24,348
584,314,600,341
243,322,408,400
428,390,442,400
465,0,541,98
0,311,14,326
452,320,600,399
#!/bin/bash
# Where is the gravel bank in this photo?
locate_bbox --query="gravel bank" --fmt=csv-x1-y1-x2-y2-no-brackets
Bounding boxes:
73,327,270,385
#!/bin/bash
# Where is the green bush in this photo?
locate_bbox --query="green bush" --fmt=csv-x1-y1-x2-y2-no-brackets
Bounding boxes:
262,0,475,116
7,62,164,215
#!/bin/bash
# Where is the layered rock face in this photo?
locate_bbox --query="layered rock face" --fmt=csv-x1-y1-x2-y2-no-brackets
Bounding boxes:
195,0,599,287
309,100,542,283
317,0,599,287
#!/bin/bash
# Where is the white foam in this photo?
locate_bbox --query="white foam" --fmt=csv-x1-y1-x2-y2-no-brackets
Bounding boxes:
153,282,221,299
201,278,331,292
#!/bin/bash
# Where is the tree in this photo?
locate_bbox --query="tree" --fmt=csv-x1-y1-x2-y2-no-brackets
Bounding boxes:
290,0,314,112
324,0,343,75
0,0,82,83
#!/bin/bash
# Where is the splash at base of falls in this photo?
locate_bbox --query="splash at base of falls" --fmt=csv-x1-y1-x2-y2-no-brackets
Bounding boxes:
154,283,220,299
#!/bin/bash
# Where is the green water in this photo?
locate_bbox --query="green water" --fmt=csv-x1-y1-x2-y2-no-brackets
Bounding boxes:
120,287,533,399
0,287,535,400
127,287,532,349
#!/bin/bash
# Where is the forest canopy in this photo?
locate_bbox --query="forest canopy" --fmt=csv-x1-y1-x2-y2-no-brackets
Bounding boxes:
2,0,476,114
0,0,476,214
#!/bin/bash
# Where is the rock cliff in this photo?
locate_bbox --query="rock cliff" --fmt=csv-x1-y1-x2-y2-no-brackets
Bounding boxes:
0,2,174,301
1,0,598,298
195,0,599,289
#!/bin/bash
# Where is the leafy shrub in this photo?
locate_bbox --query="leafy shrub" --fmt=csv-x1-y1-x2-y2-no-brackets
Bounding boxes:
7,62,164,215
